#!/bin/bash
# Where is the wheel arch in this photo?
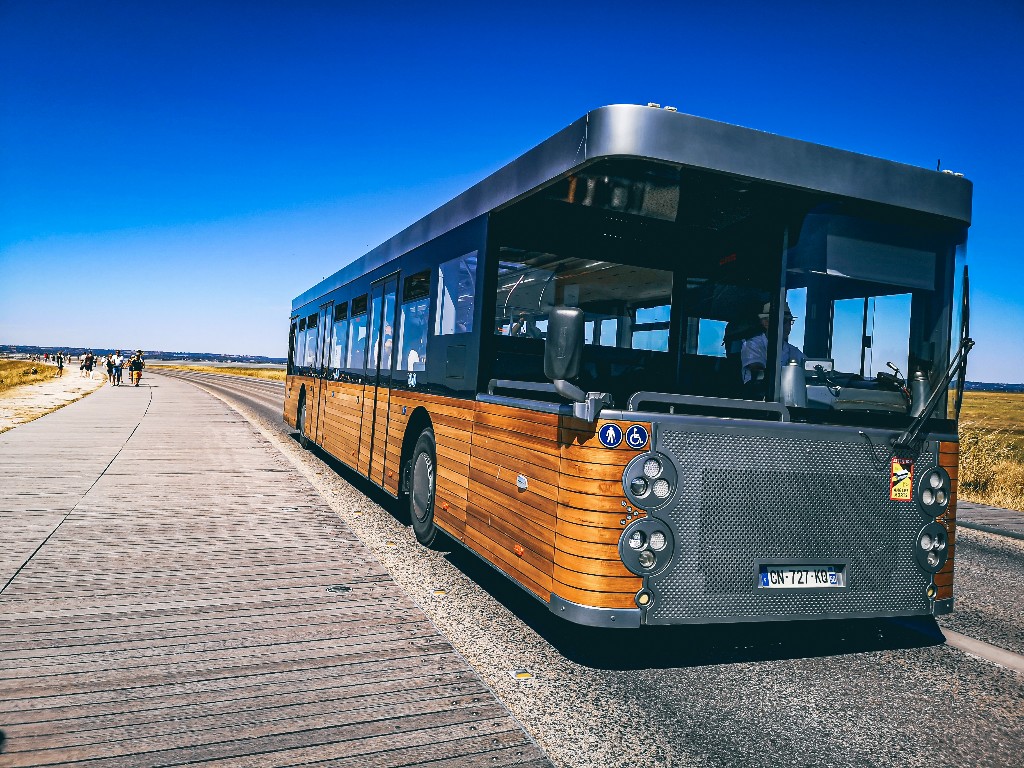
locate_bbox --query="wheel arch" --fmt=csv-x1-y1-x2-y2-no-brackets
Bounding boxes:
399,406,433,495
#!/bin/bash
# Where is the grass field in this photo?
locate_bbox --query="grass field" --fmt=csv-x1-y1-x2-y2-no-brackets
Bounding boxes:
157,365,286,382
0,360,59,394
958,391,1024,512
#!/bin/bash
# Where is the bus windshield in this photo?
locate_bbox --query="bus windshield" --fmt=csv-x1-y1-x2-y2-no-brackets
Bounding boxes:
782,208,962,423
489,163,964,427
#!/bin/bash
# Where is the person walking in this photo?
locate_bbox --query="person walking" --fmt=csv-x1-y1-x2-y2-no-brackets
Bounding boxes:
129,351,145,386
112,350,124,386
55,351,64,377
83,351,95,379
105,354,115,384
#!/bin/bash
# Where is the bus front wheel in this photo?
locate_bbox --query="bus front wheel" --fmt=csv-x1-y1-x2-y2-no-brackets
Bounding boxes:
409,428,438,547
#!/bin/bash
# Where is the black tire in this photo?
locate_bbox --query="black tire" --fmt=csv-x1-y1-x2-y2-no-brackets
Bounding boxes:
409,428,438,547
296,392,309,449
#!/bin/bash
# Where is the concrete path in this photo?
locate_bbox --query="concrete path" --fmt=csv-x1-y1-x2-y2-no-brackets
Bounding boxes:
958,500,1024,540
0,377,550,767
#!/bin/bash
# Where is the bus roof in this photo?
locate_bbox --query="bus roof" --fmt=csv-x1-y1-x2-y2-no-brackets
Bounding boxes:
292,104,973,312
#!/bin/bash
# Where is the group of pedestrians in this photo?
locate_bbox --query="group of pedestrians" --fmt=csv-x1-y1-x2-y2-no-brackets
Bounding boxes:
78,350,146,386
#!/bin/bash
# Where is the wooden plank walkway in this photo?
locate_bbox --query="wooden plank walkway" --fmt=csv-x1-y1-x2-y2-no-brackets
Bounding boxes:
0,378,551,767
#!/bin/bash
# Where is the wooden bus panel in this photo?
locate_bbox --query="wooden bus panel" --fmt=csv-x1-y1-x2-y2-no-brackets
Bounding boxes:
470,432,560,473
357,384,373,476
466,407,562,603
467,484,555,553
469,461,558,512
551,418,647,607
466,505,554,577
555,549,638,577
938,440,959,598
463,522,551,601
552,582,638,610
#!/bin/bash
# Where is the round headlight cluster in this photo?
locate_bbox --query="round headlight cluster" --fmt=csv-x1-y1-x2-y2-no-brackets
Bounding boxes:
914,522,949,573
623,452,678,510
618,518,675,576
917,466,951,518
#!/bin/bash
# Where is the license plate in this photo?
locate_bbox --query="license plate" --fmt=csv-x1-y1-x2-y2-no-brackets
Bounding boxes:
759,565,845,589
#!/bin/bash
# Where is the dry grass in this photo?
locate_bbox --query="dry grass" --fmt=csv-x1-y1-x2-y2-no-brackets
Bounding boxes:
0,360,59,394
958,391,1024,512
156,365,286,382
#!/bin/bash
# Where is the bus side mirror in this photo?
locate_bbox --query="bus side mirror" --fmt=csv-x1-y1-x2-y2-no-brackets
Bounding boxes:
544,307,584,382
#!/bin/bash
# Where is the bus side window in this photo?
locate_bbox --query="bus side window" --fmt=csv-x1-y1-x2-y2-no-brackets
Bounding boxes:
296,317,307,372
304,313,319,368
398,271,430,371
435,251,477,335
347,295,369,369
330,303,348,376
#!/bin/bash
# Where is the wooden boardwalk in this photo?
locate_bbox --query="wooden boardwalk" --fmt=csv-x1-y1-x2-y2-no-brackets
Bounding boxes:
0,378,551,767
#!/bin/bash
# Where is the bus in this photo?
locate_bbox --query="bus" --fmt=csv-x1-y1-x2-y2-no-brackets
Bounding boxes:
285,104,972,628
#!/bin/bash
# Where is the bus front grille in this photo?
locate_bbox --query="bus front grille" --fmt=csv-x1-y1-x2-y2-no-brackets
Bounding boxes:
647,427,934,623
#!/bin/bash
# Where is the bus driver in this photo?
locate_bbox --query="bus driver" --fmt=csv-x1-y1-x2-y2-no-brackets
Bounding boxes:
741,302,806,394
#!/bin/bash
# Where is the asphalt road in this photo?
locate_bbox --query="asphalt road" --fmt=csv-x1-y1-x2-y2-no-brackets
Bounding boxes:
157,370,1024,768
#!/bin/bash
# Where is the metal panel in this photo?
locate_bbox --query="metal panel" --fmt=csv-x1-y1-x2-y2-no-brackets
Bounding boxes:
645,424,937,623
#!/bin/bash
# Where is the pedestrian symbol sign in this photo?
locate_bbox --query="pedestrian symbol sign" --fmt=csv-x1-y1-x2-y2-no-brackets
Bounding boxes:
625,424,649,449
598,424,623,448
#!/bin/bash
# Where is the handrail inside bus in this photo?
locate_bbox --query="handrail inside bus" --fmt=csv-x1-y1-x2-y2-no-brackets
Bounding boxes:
627,392,791,422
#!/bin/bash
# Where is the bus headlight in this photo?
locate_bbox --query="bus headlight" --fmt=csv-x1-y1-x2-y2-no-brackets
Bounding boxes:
643,458,662,478
623,452,678,510
917,466,951,518
915,522,948,573
619,519,675,576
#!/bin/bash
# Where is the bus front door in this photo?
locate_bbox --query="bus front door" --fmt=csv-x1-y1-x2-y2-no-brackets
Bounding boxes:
312,301,334,447
360,276,397,486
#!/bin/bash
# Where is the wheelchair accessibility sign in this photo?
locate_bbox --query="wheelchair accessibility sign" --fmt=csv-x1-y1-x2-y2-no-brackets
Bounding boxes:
625,424,649,449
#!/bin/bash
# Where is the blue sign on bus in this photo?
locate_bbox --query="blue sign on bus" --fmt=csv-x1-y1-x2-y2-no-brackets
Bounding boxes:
598,424,623,448
625,424,649,449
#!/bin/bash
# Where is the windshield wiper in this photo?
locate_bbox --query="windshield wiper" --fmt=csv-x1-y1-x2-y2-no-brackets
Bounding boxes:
892,336,974,451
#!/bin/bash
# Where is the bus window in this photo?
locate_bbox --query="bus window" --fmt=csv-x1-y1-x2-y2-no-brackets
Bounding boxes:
379,283,397,371
367,292,382,370
435,252,477,335
296,317,307,371
786,209,950,409
828,294,912,378
696,319,727,357
398,271,430,371
304,313,319,368
632,305,671,351
329,303,348,375
494,250,672,349
347,295,368,369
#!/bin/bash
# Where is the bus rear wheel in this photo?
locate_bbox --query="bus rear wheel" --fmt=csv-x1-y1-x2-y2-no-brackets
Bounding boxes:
296,392,309,449
409,428,438,547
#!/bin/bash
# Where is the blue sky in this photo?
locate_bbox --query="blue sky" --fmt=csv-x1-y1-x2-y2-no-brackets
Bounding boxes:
1,1,1021,382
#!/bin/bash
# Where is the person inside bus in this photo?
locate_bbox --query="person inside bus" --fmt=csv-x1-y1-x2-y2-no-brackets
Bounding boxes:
510,311,543,339
741,302,805,397
407,331,426,370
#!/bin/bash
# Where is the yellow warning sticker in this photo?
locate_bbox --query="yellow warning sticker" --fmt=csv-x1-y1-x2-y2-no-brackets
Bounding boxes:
890,458,914,501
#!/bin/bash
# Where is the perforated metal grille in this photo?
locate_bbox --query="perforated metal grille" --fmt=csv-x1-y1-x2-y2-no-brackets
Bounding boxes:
647,427,935,623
